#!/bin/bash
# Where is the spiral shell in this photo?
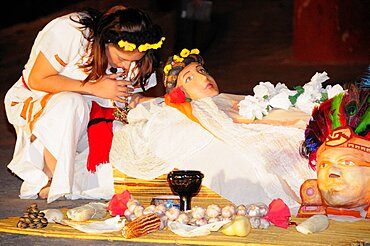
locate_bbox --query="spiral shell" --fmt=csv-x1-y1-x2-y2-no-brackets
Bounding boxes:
122,213,161,239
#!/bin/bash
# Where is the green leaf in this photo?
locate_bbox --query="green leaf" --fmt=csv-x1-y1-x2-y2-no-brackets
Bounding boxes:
294,86,304,94
320,92,328,102
288,86,305,105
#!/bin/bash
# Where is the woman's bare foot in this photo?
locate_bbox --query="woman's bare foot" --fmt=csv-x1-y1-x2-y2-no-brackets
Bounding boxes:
38,186,50,199
38,179,52,199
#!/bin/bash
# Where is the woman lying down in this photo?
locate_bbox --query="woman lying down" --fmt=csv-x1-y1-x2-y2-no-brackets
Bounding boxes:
110,49,316,210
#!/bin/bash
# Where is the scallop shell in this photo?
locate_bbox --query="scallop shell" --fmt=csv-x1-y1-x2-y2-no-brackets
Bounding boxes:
41,209,64,223
296,215,329,234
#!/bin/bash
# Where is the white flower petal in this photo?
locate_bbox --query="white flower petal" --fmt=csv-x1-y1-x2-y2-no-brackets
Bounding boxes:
269,91,292,110
326,84,344,99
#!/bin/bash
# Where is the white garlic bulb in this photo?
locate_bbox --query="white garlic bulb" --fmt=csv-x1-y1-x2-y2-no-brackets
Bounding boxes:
195,218,208,226
143,205,156,215
222,205,236,218
127,199,140,213
259,218,270,229
154,204,167,215
206,204,222,218
191,206,206,220
165,207,180,221
256,202,268,216
208,216,222,223
236,204,247,216
249,216,261,228
177,212,191,224
134,205,145,217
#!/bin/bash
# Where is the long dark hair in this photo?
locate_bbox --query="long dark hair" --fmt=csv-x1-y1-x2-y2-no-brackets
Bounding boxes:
72,6,162,90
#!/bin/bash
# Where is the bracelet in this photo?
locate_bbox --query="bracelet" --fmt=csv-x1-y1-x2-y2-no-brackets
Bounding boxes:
112,101,131,124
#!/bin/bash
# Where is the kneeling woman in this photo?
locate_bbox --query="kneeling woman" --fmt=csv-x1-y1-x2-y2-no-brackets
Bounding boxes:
110,49,315,209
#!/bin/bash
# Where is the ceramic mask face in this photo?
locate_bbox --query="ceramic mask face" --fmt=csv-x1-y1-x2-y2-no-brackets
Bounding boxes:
176,62,219,100
316,127,370,208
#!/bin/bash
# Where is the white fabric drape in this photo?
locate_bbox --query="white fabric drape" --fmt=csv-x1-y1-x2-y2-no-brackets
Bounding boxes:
110,94,316,208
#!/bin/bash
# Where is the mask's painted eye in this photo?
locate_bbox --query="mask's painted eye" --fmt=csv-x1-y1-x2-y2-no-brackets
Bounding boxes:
342,160,355,166
197,66,208,74
320,163,328,168
185,75,193,83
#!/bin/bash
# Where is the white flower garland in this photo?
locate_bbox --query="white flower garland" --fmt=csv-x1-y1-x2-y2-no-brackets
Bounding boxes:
238,72,345,119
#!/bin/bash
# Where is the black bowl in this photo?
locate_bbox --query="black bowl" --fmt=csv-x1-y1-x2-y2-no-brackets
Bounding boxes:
167,170,204,211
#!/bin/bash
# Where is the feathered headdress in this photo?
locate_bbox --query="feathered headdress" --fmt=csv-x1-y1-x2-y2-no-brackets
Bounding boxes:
302,66,370,170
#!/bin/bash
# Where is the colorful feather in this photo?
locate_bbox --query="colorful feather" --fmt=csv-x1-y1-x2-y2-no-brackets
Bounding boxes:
302,66,370,169
330,93,345,129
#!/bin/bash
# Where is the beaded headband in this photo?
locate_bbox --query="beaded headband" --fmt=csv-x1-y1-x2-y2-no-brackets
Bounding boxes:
317,126,370,166
163,48,203,93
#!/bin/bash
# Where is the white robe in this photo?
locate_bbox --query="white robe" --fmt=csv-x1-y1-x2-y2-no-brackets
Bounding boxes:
110,94,316,209
4,12,156,203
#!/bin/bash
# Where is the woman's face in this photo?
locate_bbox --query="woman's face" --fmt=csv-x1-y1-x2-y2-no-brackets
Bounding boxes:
317,147,370,208
176,62,219,100
106,44,145,70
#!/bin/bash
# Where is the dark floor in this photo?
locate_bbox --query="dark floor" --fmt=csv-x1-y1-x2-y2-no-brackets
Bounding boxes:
0,0,368,245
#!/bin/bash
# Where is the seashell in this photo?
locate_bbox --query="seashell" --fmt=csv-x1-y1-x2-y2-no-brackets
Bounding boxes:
206,204,222,218
41,209,64,223
221,205,236,218
296,215,329,234
122,213,161,239
191,206,206,220
66,202,108,222
165,207,180,221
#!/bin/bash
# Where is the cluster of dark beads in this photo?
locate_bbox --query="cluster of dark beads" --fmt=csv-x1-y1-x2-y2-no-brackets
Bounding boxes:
17,203,48,229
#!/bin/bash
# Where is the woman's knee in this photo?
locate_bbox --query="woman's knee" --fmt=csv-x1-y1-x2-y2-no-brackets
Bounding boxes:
51,92,89,116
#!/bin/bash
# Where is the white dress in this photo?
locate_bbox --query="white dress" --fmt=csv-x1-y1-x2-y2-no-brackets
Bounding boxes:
110,95,316,209
4,12,157,203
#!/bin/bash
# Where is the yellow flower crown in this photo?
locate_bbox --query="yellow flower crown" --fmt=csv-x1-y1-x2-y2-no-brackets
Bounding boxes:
163,48,200,75
118,37,166,52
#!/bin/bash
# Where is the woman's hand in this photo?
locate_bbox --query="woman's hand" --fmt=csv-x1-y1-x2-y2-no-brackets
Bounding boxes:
85,74,134,103
28,51,132,102
128,94,155,109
